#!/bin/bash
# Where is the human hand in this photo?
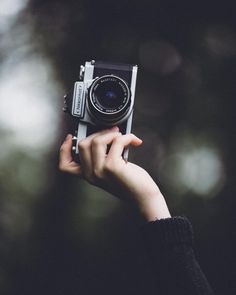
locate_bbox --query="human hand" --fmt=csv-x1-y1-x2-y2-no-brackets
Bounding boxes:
59,127,171,221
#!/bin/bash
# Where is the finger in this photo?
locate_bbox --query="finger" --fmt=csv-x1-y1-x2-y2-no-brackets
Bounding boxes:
107,133,143,160
61,161,82,176
77,138,92,178
78,127,119,177
59,134,73,164
91,131,122,171
80,126,119,146
59,134,82,176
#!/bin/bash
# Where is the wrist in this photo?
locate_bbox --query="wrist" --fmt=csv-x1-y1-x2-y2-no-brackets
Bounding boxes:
137,193,171,222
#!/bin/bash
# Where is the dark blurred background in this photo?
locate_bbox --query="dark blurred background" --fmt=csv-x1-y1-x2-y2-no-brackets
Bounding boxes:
0,0,235,294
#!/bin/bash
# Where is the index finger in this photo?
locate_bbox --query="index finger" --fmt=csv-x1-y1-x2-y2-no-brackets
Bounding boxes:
107,133,143,160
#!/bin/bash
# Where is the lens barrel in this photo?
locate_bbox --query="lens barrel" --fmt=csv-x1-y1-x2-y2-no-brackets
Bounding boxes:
88,75,131,123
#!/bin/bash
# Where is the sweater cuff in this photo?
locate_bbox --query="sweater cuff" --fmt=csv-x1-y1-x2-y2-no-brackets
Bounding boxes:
140,216,194,249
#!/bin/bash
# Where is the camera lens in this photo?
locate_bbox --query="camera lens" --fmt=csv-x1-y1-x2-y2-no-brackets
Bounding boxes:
95,83,124,109
88,75,131,123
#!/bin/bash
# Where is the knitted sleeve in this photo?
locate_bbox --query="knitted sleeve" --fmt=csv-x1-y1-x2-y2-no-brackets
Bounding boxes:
140,216,214,295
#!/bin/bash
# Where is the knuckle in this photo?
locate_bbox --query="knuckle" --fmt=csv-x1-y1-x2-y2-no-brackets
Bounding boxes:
103,160,114,174
113,136,121,144
58,163,65,171
78,139,88,150
91,137,101,146
112,134,122,144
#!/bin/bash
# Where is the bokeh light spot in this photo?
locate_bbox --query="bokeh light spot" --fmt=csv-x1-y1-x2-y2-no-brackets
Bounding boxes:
0,0,28,16
0,0,29,32
178,146,225,196
0,55,61,151
159,130,226,198
204,25,236,57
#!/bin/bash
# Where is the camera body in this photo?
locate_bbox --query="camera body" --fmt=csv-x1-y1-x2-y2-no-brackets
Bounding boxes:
63,60,138,160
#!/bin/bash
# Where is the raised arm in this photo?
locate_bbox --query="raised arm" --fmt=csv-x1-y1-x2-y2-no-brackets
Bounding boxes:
59,127,214,295
59,127,171,222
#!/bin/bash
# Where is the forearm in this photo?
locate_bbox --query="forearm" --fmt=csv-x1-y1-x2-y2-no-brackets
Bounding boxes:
135,192,171,222
59,131,214,294
141,217,214,295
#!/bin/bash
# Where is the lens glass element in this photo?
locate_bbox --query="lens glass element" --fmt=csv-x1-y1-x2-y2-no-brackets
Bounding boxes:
94,81,125,110
90,76,130,114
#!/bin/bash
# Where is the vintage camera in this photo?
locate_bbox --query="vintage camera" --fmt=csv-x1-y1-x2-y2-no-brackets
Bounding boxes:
63,60,138,160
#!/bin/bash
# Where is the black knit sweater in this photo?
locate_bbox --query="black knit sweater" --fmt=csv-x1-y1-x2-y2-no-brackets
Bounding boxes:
141,216,214,295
